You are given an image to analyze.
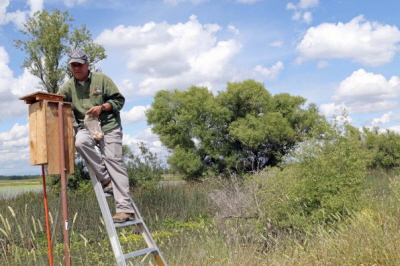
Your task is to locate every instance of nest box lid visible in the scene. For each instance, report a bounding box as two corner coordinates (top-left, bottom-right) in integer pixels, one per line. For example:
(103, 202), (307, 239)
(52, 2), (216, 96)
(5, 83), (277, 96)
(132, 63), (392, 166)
(19, 91), (64, 105)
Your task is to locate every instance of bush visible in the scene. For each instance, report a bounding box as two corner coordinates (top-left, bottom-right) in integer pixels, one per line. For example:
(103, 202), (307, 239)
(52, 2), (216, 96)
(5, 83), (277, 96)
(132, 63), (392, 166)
(123, 143), (165, 187)
(362, 127), (400, 170)
(253, 123), (371, 233)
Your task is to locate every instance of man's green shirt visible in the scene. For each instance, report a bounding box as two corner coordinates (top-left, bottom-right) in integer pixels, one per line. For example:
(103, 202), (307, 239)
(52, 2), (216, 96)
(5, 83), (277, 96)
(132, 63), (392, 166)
(58, 72), (125, 134)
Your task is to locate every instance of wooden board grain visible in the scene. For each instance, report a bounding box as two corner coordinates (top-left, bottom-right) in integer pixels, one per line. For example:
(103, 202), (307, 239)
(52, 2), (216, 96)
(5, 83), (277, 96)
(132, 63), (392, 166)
(29, 101), (47, 165)
(28, 101), (74, 174)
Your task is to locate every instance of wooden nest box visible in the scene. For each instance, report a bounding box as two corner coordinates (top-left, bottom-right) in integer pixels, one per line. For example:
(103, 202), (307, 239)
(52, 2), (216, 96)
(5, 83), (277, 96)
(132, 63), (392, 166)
(19, 92), (74, 174)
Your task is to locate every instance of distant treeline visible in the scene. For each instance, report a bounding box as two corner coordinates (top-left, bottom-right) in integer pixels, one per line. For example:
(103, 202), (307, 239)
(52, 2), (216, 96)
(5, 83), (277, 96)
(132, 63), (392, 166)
(0, 175), (41, 180)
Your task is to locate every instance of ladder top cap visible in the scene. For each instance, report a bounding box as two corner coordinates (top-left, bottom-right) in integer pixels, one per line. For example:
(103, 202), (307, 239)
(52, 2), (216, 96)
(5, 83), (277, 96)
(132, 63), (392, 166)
(19, 91), (65, 104)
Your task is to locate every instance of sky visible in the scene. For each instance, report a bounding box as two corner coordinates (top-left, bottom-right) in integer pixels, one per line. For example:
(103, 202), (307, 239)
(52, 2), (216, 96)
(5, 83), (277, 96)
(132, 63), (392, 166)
(1, 0), (400, 175)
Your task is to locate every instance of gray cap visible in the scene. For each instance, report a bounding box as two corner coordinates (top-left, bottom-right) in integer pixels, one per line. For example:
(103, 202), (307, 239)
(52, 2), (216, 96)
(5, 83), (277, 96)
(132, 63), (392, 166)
(68, 50), (88, 64)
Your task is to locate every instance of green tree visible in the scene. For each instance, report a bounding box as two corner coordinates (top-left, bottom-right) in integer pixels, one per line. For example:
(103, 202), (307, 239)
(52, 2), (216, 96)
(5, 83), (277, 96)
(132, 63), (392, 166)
(14, 8), (106, 93)
(147, 79), (326, 179)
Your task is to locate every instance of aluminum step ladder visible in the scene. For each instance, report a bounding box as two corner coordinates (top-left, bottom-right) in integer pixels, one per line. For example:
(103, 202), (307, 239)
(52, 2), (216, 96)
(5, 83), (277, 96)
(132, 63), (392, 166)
(88, 167), (168, 266)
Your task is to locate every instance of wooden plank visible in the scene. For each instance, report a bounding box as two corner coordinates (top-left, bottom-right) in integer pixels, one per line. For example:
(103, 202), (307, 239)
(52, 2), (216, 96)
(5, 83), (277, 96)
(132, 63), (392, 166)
(29, 102), (47, 165)
(19, 91), (64, 104)
(63, 104), (75, 174)
(46, 101), (61, 175)
(36, 93), (64, 102)
(46, 102), (75, 175)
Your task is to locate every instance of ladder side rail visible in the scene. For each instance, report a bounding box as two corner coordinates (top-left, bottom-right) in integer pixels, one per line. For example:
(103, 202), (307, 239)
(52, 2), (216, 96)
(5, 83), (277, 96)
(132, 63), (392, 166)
(128, 195), (168, 266)
(127, 195), (156, 248)
(88, 166), (126, 266)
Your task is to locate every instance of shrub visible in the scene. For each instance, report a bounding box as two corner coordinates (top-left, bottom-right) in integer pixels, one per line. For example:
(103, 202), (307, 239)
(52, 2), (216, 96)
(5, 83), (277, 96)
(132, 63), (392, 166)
(254, 123), (371, 233)
(123, 143), (165, 187)
(362, 127), (400, 170)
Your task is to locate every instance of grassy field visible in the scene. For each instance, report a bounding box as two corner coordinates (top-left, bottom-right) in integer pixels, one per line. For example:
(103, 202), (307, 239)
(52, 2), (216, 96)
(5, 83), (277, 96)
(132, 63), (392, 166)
(0, 172), (399, 265)
(0, 179), (42, 199)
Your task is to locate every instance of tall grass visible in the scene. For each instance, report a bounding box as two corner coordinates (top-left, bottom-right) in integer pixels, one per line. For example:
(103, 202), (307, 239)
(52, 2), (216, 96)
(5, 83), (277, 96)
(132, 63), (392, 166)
(0, 172), (399, 265)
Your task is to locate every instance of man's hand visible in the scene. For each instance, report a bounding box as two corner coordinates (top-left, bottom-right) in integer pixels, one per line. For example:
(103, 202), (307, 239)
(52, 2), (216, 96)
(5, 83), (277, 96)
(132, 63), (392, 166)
(86, 105), (103, 117)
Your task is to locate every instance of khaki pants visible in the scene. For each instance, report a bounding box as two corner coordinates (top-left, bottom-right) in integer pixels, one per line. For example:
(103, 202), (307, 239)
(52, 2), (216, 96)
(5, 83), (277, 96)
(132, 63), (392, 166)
(75, 127), (134, 214)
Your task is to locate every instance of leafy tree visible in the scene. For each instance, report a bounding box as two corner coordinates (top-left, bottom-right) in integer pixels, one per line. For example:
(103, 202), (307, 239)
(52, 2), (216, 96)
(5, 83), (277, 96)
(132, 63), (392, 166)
(14, 8), (106, 93)
(147, 79), (326, 179)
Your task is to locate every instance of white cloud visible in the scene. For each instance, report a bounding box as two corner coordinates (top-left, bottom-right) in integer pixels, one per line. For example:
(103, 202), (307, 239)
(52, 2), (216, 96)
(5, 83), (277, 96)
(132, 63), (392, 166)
(0, 47), (41, 119)
(287, 0), (318, 24)
(371, 111), (394, 126)
(296, 16), (400, 66)
(298, 0), (319, 9)
(302, 11), (312, 24)
(96, 15), (242, 95)
(123, 128), (170, 161)
(286, 3), (296, 10)
(0, 123), (29, 142)
(332, 69), (400, 114)
(319, 103), (354, 125)
(63, 0), (87, 8)
(117, 79), (135, 98)
(236, 0), (261, 4)
(319, 102), (351, 118)
(387, 125), (400, 134)
(317, 60), (329, 68)
(28, 0), (44, 15)
(320, 69), (400, 120)
(163, 0), (207, 5)
(120, 105), (151, 124)
(0, 0), (44, 29)
(269, 40), (284, 47)
(228, 23), (240, 35)
(254, 61), (284, 80)
(0, 123), (35, 175)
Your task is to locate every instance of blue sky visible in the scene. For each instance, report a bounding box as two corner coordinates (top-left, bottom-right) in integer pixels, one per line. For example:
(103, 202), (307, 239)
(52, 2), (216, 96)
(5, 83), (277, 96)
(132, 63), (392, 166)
(1, 0), (400, 175)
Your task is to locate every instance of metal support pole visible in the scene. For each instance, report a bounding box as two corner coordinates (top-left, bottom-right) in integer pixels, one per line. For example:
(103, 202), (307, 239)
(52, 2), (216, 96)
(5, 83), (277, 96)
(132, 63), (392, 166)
(51, 193), (62, 248)
(58, 102), (70, 266)
(41, 165), (53, 266)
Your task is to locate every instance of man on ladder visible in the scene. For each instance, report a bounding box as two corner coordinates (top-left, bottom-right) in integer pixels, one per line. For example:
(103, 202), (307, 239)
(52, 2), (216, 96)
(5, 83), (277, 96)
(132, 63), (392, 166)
(58, 50), (134, 223)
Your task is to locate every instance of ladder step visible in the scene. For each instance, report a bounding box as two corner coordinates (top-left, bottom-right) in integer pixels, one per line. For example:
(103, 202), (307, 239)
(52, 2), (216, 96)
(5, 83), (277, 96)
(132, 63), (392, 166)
(124, 247), (158, 260)
(88, 166), (167, 265)
(114, 219), (143, 228)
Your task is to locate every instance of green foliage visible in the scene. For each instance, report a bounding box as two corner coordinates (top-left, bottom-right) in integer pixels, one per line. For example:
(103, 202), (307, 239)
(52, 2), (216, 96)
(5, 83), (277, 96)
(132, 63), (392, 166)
(48, 154), (90, 191)
(254, 122), (371, 233)
(147, 79), (326, 179)
(14, 8), (106, 93)
(168, 147), (205, 179)
(67, 24), (106, 75)
(362, 127), (400, 170)
(123, 143), (165, 187)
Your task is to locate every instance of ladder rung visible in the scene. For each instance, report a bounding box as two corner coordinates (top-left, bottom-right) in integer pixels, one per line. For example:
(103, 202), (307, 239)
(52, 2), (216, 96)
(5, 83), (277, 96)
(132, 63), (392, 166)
(124, 247), (158, 260)
(114, 219), (143, 228)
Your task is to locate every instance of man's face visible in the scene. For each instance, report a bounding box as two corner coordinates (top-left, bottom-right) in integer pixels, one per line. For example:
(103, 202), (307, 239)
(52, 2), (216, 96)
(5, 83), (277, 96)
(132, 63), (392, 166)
(70, 62), (89, 82)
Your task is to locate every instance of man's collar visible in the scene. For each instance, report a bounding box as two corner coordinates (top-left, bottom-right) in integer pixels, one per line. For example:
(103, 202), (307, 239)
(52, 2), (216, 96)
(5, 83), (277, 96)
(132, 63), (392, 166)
(73, 71), (92, 83)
